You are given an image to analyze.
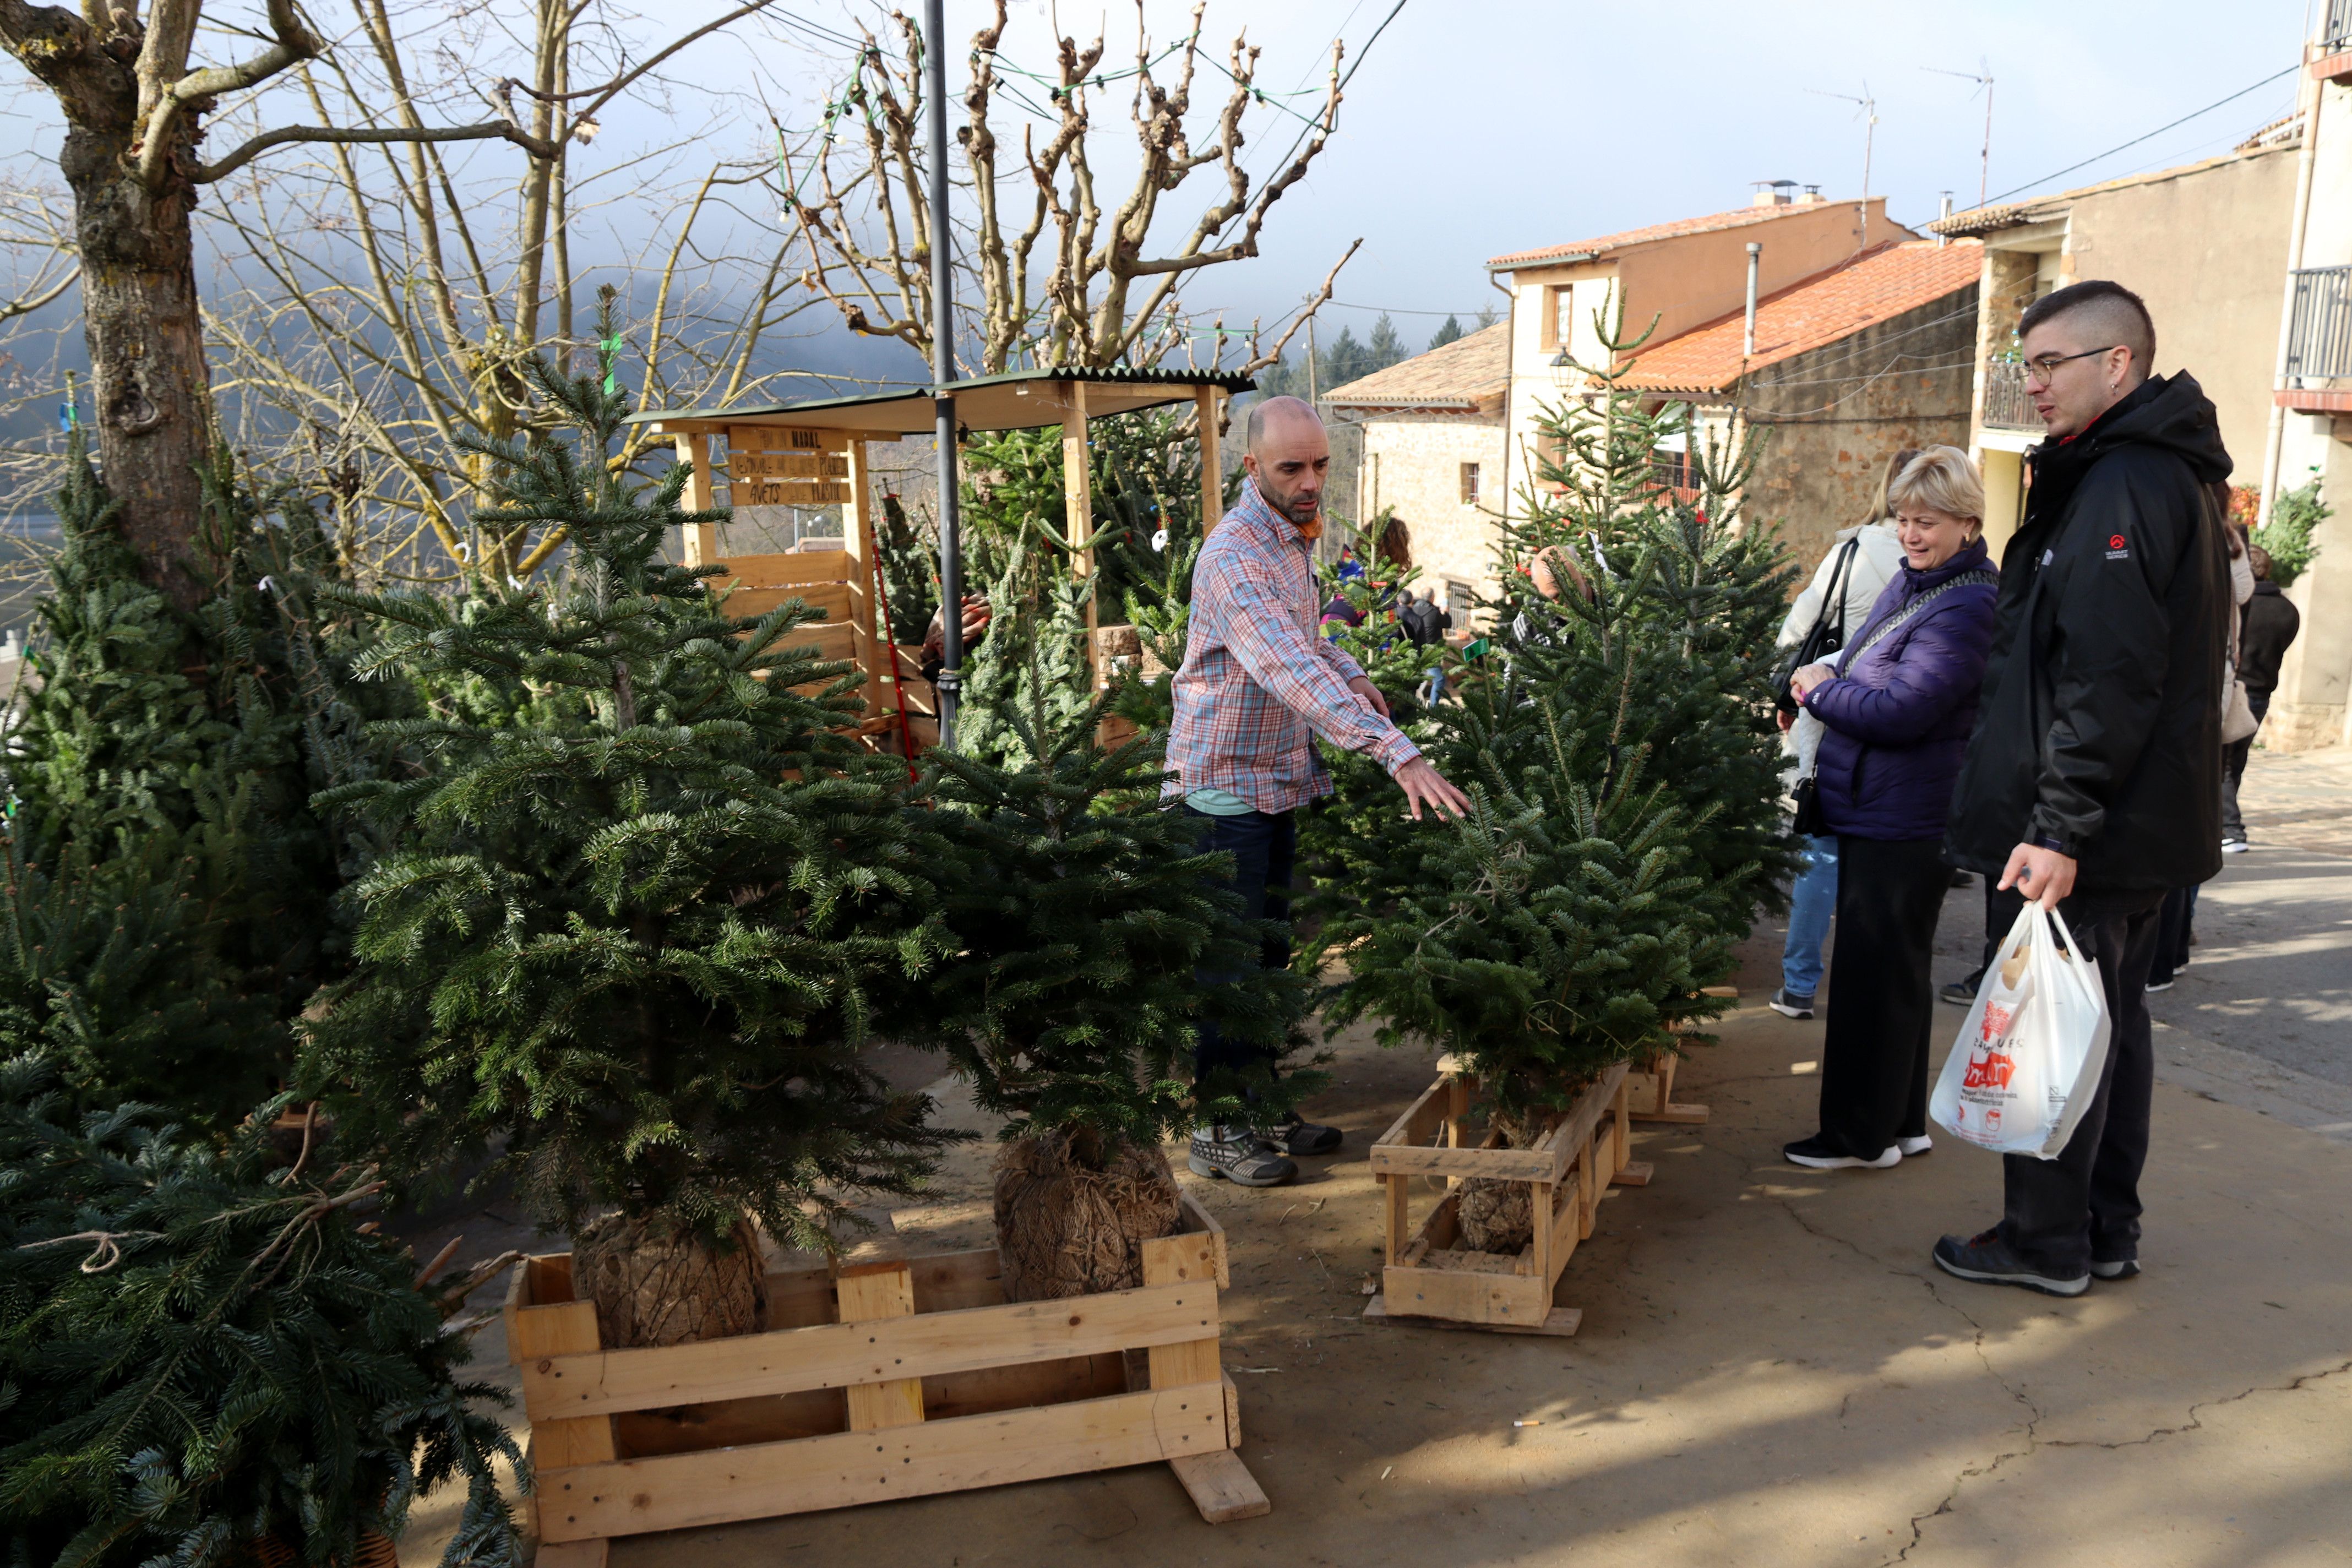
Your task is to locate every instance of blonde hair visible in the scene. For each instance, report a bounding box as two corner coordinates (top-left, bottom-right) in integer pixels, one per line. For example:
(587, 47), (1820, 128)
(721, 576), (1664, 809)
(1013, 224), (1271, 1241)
(1887, 446), (1986, 537)
(1866, 447), (1923, 525)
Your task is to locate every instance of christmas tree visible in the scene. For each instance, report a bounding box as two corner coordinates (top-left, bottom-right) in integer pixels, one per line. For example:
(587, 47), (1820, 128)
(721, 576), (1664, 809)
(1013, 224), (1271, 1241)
(0, 1054), (521, 1568)
(0, 439), (385, 1126)
(302, 290), (956, 1347)
(919, 651), (1313, 1300)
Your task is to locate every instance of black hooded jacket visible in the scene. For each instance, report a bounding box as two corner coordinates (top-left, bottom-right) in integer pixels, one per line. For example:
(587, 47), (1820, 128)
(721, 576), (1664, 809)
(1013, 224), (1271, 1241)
(1945, 372), (2233, 902)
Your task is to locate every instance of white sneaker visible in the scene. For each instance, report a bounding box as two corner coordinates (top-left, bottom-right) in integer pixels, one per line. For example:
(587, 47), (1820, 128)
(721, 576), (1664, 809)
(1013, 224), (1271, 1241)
(2220, 837), (2250, 855)
(1898, 1135), (1933, 1157)
(1783, 1136), (1901, 1170)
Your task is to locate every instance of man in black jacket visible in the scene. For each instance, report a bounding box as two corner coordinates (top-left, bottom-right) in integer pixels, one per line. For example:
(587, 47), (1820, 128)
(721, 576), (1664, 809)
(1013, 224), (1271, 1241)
(1938, 280), (2231, 1297)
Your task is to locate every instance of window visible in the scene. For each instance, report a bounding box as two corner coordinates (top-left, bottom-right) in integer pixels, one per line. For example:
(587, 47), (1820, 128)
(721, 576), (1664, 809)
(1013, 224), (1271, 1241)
(1445, 580), (1473, 628)
(1549, 284), (1575, 351)
(1459, 462), (1481, 505)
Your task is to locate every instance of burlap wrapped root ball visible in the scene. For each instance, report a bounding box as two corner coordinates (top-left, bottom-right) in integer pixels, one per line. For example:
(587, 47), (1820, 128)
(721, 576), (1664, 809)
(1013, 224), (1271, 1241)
(1455, 1109), (1547, 1254)
(993, 1129), (1183, 1301)
(571, 1212), (767, 1348)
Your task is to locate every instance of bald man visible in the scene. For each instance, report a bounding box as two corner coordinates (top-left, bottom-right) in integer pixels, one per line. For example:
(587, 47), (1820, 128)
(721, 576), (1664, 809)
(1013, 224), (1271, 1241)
(1172, 395), (1469, 1188)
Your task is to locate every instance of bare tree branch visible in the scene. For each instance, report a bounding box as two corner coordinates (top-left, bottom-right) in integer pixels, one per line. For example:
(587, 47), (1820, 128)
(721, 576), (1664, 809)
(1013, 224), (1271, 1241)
(190, 118), (556, 184)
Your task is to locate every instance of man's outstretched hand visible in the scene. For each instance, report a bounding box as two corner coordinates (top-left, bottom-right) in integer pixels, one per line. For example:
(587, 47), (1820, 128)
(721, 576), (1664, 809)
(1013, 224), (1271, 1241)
(1396, 757), (1471, 822)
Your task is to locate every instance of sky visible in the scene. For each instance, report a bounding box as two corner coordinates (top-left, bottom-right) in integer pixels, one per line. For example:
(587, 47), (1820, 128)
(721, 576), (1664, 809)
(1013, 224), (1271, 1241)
(0, 0), (2321, 386)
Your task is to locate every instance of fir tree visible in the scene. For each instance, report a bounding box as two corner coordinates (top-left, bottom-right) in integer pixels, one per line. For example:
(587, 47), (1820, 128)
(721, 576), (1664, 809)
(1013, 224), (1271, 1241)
(2255, 471), (2328, 587)
(874, 491), (941, 645)
(0, 440), (386, 1125)
(302, 290), (956, 1344)
(1365, 313), (1407, 373)
(0, 1055), (521, 1568)
(918, 668), (1313, 1299)
(1428, 314), (1465, 351)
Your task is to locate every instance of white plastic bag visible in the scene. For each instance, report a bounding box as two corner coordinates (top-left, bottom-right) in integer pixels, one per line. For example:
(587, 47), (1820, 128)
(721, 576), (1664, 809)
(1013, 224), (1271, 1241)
(1930, 903), (2111, 1159)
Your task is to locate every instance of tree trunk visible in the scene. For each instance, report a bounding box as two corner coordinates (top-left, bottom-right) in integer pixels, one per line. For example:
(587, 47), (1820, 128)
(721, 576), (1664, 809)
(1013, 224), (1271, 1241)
(571, 1211), (766, 1348)
(57, 84), (213, 611)
(992, 1129), (1182, 1302)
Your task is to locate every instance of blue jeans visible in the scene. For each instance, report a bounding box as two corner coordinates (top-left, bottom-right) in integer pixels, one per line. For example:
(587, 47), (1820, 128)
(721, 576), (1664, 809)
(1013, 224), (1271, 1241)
(1186, 806), (1295, 1084)
(1782, 833), (1838, 999)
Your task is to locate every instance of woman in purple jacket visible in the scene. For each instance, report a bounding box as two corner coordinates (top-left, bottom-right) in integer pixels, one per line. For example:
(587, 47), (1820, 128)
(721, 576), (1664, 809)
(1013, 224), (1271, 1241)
(1783, 448), (2000, 1170)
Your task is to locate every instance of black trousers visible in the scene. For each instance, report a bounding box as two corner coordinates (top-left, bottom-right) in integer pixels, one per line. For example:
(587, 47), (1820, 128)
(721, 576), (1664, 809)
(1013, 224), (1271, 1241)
(1999, 893), (2165, 1275)
(1816, 835), (1951, 1158)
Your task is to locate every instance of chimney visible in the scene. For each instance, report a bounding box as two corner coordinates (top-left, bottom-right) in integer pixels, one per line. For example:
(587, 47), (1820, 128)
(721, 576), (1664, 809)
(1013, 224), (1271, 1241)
(1937, 191), (1953, 247)
(1751, 179), (1796, 208)
(1744, 242), (1761, 358)
(1797, 184), (1826, 205)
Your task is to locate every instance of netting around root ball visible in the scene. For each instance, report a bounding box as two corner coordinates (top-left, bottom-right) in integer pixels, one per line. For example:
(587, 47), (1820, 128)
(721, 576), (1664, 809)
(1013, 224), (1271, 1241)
(1455, 1109), (1547, 1255)
(993, 1130), (1183, 1302)
(572, 1211), (767, 1348)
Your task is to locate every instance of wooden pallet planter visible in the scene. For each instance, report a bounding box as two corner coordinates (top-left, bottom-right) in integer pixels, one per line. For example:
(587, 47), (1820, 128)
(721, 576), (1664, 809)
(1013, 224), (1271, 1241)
(1363, 1061), (1641, 1337)
(1626, 986), (1737, 1125)
(506, 1194), (1265, 1566)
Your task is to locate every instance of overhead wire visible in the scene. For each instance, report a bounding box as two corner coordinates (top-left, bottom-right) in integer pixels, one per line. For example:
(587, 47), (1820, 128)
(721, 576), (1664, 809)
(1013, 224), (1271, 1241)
(1975, 63), (2300, 209)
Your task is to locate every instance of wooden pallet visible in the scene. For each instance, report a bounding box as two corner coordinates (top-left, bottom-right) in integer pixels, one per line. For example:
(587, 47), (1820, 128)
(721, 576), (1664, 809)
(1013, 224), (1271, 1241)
(507, 1194), (1265, 1566)
(1363, 1063), (1640, 1336)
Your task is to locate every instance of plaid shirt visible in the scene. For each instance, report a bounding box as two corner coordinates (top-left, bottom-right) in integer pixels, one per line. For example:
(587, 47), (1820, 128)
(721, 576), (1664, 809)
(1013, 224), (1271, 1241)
(1166, 481), (1421, 813)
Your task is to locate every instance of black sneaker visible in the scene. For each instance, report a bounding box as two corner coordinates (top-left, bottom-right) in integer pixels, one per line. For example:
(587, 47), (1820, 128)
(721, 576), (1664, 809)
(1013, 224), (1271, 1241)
(1939, 976), (1980, 1007)
(1931, 1228), (2089, 1297)
(1187, 1126), (1296, 1187)
(1767, 989), (1815, 1020)
(2089, 1257), (2141, 1281)
(1783, 1135), (1899, 1170)
(1260, 1113), (1342, 1157)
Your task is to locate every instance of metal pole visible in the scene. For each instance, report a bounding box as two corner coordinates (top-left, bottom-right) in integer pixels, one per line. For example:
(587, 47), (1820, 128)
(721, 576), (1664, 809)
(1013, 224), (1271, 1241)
(1743, 242), (1761, 359)
(925, 0), (961, 748)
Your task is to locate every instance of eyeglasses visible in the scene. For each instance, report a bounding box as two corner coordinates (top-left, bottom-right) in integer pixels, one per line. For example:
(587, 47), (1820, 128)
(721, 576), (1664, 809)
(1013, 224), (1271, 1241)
(2021, 346), (2121, 388)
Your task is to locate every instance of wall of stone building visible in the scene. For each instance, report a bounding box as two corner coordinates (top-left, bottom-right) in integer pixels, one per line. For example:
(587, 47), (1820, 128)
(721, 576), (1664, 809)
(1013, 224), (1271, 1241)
(1739, 283), (1980, 583)
(2266, 416), (2352, 750)
(2062, 143), (2300, 478)
(1355, 412), (1512, 617)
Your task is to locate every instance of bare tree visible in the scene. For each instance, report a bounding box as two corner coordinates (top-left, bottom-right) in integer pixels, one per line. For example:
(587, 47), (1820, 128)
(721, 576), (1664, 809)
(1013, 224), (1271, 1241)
(197, 2), (836, 586)
(782, 0), (1353, 377)
(0, 0), (778, 605)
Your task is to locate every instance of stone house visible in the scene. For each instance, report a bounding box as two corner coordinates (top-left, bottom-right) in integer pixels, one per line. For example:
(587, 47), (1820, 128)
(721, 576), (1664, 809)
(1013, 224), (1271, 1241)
(1320, 322), (1510, 622)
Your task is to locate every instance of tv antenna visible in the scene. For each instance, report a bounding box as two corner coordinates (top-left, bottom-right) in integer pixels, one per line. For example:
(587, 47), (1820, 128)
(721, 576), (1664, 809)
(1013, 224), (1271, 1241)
(1806, 82), (1879, 198)
(1925, 61), (1995, 208)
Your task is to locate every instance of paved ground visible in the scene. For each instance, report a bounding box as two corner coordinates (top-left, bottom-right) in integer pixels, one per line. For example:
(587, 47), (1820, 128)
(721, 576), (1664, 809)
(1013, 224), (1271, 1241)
(396, 745), (2352, 1568)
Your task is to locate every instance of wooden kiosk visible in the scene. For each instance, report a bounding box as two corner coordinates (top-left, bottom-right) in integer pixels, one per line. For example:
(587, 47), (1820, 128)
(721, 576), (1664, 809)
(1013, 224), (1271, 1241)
(631, 367), (1248, 749)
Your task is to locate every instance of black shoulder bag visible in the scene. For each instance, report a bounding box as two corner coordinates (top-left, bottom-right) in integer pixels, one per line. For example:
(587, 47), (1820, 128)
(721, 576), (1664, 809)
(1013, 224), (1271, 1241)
(1774, 537), (1859, 717)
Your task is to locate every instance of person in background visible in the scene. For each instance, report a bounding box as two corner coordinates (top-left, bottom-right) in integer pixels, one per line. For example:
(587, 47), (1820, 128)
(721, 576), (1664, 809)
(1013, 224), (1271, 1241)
(1319, 590), (1363, 641)
(2148, 516), (2253, 990)
(1770, 449), (1915, 1021)
(1169, 395), (1471, 1188)
(919, 593), (992, 687)
(1937, 280), (2230, 1297)
(2224, 542), (2302, 851)
(1336, 542), (1366, 582)
(1781, 448), (1999, 1170)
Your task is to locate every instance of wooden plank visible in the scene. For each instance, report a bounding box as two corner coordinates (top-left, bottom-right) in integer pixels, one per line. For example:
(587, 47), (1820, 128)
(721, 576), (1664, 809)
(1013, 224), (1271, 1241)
(838, 1263), (925, 1432)
(922, 1352), (1126, 1421)
(1219, 1371), (1242, 1449)
(1379, 1261), (1548, 1326)
(1548, 1166), (1582, 1272)
(535, 1385), (1228, 1542)
(616, 1389), (846, 1456)
(1365, 1139), (1565, 1183)
(1371, 1074), (1452, 1153)
(1632, 1102), (1712, 1126)
(520, 1280), (1218, 1419)
(1063, 380), (1092, 579)
(907, 1246), (1006, 1314)
(1175, 1192), (1231, 1290)
(1383, 1173), (1408, 1266)
(505, 1261), (617, 1465)
(728, 424), (853, 454)
(1196, 387), (1223, 535)
(709, 549), (854, 588)
(675, 433), (718, 568)
(1142, 1221), (1222, 1392)
(842, 439), (873, 678)
(534, 1539), (609, 1568)
(1528, 1179), (1552, 1283)
(1363, 1292), (1582, 1338)
(777, 622), (856, 663)
(1613, 1074), (1633, 1174)
(731, 451), (852, 480)
(715, 579), (850, 623)
(1611, 1161), (1656, 1188)
(1169, 1450), (1269, 1523)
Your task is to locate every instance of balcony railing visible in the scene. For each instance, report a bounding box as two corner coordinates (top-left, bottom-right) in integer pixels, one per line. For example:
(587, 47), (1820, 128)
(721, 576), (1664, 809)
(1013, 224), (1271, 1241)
(2327, 0), (2352, 51)
(1981, 359), (2039, 431)
(2284, 265), (2352, 383)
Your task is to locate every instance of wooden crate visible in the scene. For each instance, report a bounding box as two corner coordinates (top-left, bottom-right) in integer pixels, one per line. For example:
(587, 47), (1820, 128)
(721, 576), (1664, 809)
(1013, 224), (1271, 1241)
(1363, 1062), (1641, 1337)
(507, 1194), (1265, 1566)
(1626, 987), (1736, 1125)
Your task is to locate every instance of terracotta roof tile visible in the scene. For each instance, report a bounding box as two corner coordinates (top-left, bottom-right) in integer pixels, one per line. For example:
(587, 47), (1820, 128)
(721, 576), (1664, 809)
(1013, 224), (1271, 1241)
(1321, 321), (1510, 409)
(1614, 240), (1982, 396)
(1487, 203), (1828, 270)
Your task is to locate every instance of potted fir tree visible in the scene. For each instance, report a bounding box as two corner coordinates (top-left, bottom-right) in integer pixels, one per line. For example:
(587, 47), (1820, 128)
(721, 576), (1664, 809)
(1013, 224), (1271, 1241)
(302, 291), (957, 1349)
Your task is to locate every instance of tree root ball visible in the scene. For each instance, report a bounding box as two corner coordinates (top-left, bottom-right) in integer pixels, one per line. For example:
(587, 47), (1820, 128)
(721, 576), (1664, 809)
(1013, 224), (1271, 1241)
(572, 1211), (766, 1348)
(993, 1130), (1183, 1302)
(1457, 1178), (1534, 1253)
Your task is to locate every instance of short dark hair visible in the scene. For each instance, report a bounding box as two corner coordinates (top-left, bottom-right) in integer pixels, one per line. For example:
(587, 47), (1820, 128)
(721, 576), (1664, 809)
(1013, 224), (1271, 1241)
(2019, 280), (2157, 378)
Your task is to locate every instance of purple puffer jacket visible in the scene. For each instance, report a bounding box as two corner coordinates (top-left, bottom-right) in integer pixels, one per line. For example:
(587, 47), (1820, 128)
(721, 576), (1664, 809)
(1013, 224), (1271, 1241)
(1803, 539), (1999, 842)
